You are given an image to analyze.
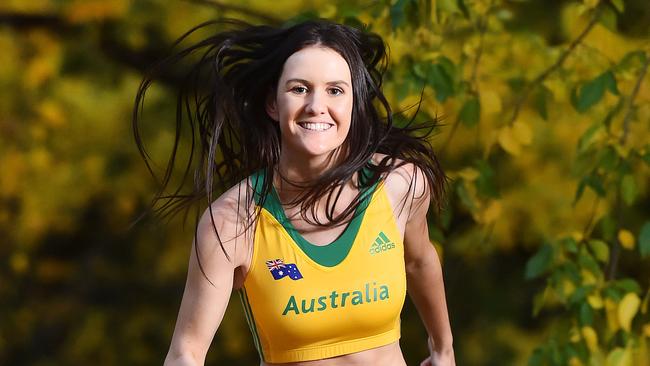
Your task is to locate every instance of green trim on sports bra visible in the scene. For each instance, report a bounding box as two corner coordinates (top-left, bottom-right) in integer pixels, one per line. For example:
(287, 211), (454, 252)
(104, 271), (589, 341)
(250, 165), (380, 267)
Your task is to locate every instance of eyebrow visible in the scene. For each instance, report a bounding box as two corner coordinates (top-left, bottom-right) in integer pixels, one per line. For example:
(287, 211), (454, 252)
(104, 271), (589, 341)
(285, 78), (350, 87)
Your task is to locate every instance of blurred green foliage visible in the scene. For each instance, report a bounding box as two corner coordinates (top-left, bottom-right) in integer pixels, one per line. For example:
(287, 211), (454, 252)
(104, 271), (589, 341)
(1, 0), (649, 365)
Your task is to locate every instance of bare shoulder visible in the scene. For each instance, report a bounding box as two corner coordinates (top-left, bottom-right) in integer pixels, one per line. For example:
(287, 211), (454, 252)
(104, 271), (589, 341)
(371, 153), (430, 222)
(196, 177), (257, 269)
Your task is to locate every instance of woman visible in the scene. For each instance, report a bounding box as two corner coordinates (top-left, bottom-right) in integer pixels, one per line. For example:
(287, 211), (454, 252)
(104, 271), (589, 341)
(133, 18), (455, 366)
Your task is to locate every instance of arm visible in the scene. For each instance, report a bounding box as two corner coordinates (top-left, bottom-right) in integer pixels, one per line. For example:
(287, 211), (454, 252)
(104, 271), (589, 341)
(164, 187), (251, 366)
(402, 165), (455, 365)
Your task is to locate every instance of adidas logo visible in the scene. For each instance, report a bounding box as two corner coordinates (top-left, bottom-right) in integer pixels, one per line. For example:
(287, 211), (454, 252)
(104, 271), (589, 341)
(369, 231), (395, 255)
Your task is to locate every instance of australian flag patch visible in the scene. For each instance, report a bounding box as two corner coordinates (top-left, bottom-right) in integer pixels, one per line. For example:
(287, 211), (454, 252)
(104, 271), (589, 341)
(266, 259), (303, 280)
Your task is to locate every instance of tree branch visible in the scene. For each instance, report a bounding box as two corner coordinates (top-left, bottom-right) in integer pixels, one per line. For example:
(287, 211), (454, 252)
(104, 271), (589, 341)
(619, 52), (649, 145)
(506, 7), (601, 126)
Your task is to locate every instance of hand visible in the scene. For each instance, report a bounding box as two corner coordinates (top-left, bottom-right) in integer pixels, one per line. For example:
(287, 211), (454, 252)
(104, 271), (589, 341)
(419, 337), (455, 366)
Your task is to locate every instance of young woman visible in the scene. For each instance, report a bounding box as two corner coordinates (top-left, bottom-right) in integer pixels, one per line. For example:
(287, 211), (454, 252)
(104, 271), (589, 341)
(133, 18), (455, 366)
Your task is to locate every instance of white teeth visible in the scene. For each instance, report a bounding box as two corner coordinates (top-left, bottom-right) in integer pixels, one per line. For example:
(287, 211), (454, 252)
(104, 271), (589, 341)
(299, 122), (332, 131)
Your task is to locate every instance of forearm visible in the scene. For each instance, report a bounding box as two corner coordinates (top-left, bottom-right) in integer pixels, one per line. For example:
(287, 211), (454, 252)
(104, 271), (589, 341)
(406, 244), (453, 350)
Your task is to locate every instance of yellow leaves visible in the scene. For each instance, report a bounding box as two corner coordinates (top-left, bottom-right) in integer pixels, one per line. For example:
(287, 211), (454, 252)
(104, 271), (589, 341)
(605, 297), (621, 332)
(497, 120), (533, 156)
(581, 326), (599, 353)
(568, 357), (584, 366)
(456, 167), (480, 181)
(588, 293), (604, 309)
(618, 229), (635, 250)
(319, 4), (337, 18)
(562, 278), (576, 298)
(23, 31), (62, 89)
(582, 0), (600, 10)
(64, 0), (129, 23)
(606, 347), (632, 366)
(478, 199), (502, 224)
(0, 150), (25, 196)
(480, 89), (502, 115)
(386, 30), (411, 65)
(581, 268), (598, 285)
(28, 147), (52, 171)
(513, 120), (533, 144)
(415, 26), (442, 49)
(37, 100), (67, 128)
(498, 125), (521, 155)
(618, 293), (641, 332)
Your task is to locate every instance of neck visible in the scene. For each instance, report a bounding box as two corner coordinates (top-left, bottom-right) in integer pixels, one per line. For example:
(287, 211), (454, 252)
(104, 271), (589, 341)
(275, 147), (348, 193)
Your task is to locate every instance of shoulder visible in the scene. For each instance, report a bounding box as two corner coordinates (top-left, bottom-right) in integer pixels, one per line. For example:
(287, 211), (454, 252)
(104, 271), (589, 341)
(195, 176), (257, 268)
(371, 153), (430, 222)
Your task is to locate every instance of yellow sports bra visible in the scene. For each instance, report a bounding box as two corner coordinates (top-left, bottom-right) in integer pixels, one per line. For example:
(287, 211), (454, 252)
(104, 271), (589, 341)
(238, 168), (406, 363)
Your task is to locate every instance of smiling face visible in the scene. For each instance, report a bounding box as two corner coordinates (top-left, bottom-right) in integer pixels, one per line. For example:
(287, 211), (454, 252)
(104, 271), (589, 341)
(266, 45), (353, 161)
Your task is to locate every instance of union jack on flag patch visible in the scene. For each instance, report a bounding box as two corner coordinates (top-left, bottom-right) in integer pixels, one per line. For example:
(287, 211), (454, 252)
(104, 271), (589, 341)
(266, 258), (303, 280)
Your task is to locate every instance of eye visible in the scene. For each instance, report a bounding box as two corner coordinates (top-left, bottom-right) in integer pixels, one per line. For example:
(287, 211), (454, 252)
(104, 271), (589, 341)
(291, 86), (308, 94)
(328, 87), (344, 96)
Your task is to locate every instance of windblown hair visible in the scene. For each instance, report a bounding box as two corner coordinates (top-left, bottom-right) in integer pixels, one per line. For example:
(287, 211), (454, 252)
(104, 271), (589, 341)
(132, 18), (449, 283)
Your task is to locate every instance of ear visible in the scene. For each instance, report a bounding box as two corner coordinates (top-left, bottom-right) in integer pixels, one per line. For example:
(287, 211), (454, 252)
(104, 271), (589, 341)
(265, 89), (279, 121)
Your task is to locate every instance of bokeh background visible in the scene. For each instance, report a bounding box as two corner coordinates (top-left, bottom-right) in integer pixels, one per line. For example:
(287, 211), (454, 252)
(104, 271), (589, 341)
(1, 0), (650, 365)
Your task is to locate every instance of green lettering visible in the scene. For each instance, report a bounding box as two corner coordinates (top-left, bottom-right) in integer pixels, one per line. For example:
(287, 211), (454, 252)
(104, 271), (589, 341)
(352, 291), (364, 305)
(301, 298), (315, 313)
(373, 282), (377, 301)
(282, 296), (299, 315)
(365, 283), (371, 302)
(330, 291), (339, 308)
(341, 292), (350, 306)
(380, 285), (390, 300)
(317, 296), (327, 311)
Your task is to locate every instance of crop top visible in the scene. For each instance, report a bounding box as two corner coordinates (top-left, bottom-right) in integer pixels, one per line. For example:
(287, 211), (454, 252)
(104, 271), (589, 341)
(237, 168), (407, 363)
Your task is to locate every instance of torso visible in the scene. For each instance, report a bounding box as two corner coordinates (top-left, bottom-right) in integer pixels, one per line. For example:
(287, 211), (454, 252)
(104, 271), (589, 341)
(230, 153), (414, 366)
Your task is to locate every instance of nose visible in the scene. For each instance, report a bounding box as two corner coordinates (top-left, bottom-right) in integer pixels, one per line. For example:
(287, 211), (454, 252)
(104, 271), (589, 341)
(305, 90), (327, 115)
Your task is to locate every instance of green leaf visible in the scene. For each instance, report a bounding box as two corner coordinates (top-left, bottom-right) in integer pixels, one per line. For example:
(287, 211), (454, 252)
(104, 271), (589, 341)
(611, 0), (625, 13)
(574, 71), (619, 113)
(390, 0), (408, 30)
(641, 150), (650, 165)
(598, 214), (617, 242)
(428, 62), (455, 102)
(534, 85), (552, 120)
(585, 174), (606, 196)
(575, 75), (606, 113)
(457, 0), (470, 19)
(456, 181), (477, 211)
(525, 242), (554, 280)
(616, 50), (646, 72)
(577, 121), (604, 154)
(578, 248), (601, 276)
(597, 146), (619, 172)
(437, 0), (460, 13)
(639, 221), (650, 258)
(620, 175), (637, 205)
(459, 96), (480, 127)
(474, 158), (499, 198)
(579, 301), (593, 325)
(573, 173), (606, 206)
(602, 71), (619, 95)
(612, 279), (641, 294)
(569, 285), (593, 306)
(528, 348), (544, 366)
(598, 4), (618, 32)
(588, 239), (610, 263)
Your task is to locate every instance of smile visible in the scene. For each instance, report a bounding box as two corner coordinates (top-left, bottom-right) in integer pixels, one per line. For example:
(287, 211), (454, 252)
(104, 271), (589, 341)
(297, 122), (333, 131)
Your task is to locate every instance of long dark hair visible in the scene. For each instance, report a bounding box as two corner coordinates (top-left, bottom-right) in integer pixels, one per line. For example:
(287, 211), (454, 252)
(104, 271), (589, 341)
(132, 18), (449, 283)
